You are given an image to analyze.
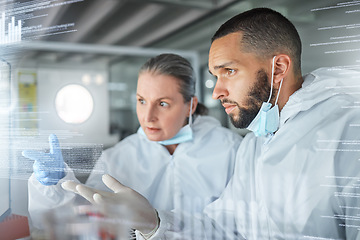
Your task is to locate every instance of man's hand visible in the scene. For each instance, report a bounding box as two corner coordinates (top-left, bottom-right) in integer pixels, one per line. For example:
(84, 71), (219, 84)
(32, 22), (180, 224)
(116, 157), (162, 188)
(62, 174), (159, 235)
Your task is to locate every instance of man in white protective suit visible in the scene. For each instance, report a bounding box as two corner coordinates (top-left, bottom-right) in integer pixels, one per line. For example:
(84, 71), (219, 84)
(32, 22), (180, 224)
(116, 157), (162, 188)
(63, 7), (360, 239)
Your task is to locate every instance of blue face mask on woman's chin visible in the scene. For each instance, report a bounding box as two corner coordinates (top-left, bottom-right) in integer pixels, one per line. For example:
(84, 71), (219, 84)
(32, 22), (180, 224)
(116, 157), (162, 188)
(246, 56), (283, 137)
(156, 124), (193, 145)
(138, 97), (194, 145)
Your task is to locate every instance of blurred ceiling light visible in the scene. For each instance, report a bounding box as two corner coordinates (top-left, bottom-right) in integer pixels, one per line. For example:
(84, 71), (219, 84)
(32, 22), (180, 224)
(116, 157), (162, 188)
(95, 74), (104, 85)
(82, 74), (91, 85)
(205, 79), (214, 88)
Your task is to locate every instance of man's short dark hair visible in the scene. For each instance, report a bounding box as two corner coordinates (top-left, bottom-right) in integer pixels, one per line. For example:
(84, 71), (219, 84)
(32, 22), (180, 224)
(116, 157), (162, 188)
(212, 8), (302, 74)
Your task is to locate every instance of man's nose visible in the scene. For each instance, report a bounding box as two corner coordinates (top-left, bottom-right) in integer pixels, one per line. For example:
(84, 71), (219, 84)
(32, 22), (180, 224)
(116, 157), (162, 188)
(212, 78), (229, 100)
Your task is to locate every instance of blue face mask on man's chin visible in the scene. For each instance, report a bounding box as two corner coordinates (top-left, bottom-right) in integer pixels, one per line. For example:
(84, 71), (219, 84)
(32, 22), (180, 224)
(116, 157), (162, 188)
(246, 56), (283, 137)
(138, 97), (194, 145)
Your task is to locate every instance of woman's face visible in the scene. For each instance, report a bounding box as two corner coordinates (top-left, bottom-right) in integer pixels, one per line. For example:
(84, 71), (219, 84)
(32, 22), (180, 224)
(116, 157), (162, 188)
(136, 72), (191, 142)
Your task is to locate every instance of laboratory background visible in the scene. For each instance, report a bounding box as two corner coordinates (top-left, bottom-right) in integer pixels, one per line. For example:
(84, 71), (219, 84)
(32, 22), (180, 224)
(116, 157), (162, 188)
(0, 0), (359, 238)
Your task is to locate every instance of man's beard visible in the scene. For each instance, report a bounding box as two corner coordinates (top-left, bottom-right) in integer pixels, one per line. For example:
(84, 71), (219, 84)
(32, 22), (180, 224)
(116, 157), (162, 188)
(227, 69), (276, 129)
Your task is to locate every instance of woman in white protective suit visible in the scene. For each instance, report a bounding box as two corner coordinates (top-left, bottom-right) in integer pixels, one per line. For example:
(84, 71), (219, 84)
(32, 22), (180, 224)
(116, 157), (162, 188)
(25, 53), (242, 230)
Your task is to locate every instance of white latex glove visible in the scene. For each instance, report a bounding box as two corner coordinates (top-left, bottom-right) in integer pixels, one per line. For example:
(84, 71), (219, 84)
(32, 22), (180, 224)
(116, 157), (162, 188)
(61, 174), (159, 235)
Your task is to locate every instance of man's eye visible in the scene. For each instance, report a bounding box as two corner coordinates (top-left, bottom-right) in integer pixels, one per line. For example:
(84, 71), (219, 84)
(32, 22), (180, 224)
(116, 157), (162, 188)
(227, 69), (235, 75)
(160, 102), (169, 107)
(138, 99), (145, 104)
(221, 69), (235, 78)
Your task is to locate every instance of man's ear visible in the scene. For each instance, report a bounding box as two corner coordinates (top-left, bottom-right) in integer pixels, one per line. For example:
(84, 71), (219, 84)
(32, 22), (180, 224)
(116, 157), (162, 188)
(273, 54), (291, 84)
(189, 96), (198, 116)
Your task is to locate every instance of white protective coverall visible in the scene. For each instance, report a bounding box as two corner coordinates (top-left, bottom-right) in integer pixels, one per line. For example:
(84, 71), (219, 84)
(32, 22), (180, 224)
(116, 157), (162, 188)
(150, 68), (360, 240)
(28, 115), (242, 229)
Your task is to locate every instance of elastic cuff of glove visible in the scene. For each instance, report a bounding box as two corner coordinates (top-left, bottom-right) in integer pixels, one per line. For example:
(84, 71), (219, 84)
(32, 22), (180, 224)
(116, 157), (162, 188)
(139, 209), (160, 239)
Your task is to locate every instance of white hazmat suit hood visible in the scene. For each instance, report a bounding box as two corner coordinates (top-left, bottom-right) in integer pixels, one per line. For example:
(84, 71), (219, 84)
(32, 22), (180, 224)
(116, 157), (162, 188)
(279, 67), (357, 129)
